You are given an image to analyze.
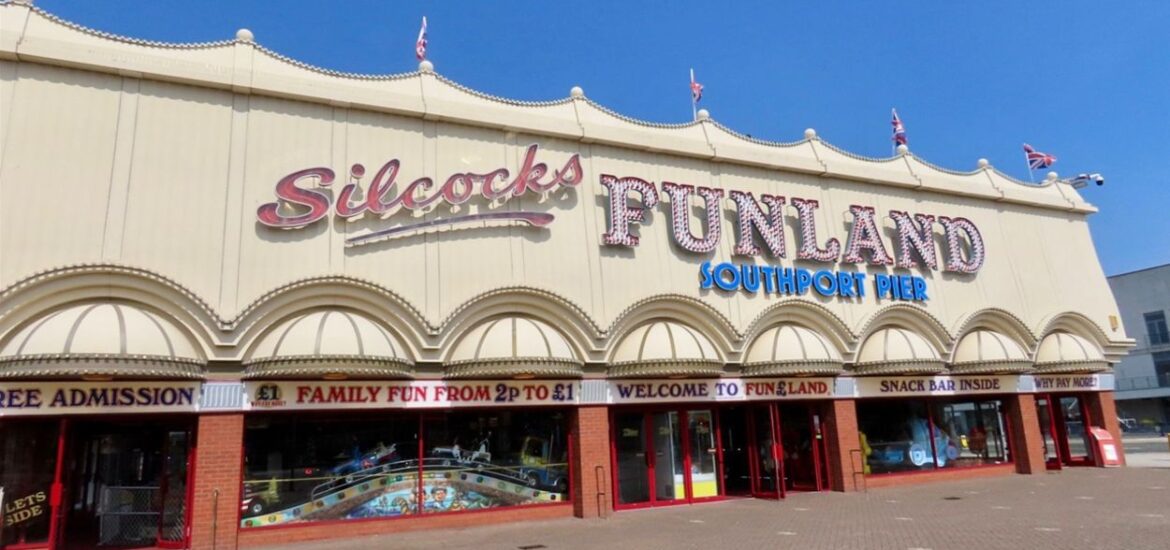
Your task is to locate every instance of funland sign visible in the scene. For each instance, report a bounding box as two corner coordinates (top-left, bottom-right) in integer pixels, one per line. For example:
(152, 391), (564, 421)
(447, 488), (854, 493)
(257, 144), (985, 302)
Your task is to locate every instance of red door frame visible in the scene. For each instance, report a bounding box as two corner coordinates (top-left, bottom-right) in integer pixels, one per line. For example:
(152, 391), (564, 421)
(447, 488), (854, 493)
(609, 407), (726, 510)
(155, 427), (197, 548)
(1038, 395), (1064, 470)
(1058, 393), (1095, 467)
(776, 402), (829, 493)
(34, 415), (198, 550)
(610, 404), (793, 510)
(748, 404), (781, 499)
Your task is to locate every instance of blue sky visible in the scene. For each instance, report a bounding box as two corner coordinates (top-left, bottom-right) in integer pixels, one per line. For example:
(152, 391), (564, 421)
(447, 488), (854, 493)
(37, 0), (1170, 276)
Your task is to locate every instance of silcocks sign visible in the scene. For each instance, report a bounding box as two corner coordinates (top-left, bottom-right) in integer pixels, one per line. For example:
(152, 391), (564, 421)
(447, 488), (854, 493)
(256, 144), (583, 247)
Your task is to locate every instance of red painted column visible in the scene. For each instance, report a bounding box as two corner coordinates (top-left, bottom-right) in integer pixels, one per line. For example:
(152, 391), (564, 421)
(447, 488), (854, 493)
(571, 405), (612, 518)
(823, 398), (861, 492)
(1005, 393), (1047, 474)
(190, 413), (244, 550)
(1085, 391), (1127, 466)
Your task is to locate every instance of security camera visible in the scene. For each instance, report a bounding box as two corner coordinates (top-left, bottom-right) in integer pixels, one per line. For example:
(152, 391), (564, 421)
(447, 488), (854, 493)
(1067, 173), (1105, 189)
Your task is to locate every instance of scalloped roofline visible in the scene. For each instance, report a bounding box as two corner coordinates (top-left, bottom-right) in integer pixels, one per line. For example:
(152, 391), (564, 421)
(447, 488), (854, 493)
(0, 1), (1095, 214)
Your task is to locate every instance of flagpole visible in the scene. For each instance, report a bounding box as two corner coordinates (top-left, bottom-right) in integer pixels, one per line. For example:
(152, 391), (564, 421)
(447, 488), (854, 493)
(891, 109), (896, 157)
(690, 68), (697, 121)
(1023, 148), (1035, 183)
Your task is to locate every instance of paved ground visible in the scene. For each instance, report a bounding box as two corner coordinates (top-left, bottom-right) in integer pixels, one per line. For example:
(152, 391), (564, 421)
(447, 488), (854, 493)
(265, 467), (1170, 550)
(1123, 435), (1170, 469)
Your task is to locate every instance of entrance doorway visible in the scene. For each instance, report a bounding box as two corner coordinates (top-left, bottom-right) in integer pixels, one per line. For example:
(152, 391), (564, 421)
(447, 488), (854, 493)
(611, 402), (831, 509)
(610, 409), (719, 508)
(55, 418), (194, 549)
(1037, 393), (1094, 469)
(777, 404), (830, 492)
(718, 405), (780, 499)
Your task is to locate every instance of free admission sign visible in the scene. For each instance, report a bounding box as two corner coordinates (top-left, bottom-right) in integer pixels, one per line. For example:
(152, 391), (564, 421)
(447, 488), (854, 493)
(0, 381), (201, 417)
(244, 380), (580, 411)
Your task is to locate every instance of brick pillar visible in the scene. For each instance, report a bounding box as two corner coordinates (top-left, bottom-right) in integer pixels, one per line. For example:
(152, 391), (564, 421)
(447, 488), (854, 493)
(190, 413), (244, 550)
(1085, 391), (1127, 465)
(1004, 393), (1047, 474)
(823, 399), (861, 492)
(572, 405), (612, 518)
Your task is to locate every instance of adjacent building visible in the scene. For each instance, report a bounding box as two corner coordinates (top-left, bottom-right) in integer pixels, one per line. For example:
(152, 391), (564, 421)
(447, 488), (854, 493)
(0, 2), (1133, 549)
(1109, 263), (1170, 428)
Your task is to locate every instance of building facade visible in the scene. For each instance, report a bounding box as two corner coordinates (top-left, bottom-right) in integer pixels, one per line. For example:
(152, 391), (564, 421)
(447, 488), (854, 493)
(1108, 263), (1170, 428)
(0, 2), (1133, 548)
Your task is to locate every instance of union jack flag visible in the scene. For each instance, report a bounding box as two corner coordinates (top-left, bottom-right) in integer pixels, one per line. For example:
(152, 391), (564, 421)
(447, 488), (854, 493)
(690, 69), (703, 103)
(1023, 143), (1056, 170)
(415, 16), (428, 61)
(891, 109), (907, 146)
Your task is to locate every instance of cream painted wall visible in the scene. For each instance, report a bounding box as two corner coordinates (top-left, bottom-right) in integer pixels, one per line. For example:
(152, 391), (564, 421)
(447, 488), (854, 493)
(0, 4), (1130, 363)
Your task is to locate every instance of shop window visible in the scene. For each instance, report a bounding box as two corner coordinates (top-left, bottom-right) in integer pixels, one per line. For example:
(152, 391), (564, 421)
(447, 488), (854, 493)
(241, 415), (420, 527)
(858, 398), (1012, 476)
(240, 409), (571, 529)
(422, 410), (570, 514)
(1, 420), (59, 547)
(928, 399), (1011, 468)
(857, 400), (936, 474)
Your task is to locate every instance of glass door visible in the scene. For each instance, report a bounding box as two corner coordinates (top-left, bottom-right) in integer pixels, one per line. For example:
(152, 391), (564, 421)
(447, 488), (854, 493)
(748, 406), (780, 498)
(687, 410), (719, 500)
(611, 409), (721, 509)
(650, 412), (683, 503)
(1057, 395), (1094, 465)
(778, 404), (828, 492)
(612, 412), (650, 506)
(716, 407), (752, 496)
(156, 430), (192, 548)
(1036, 395), (1063, 469)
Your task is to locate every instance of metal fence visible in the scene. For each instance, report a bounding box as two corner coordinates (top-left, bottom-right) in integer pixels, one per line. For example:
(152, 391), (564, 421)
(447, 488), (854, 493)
(98, 486), (159, 546)
(1114, 374), (1170, 391)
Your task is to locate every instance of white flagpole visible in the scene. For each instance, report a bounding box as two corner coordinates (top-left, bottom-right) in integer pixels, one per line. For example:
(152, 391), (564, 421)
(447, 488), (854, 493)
(891, 109), (896, 157)
(1023, 146), (1035, 183)
(690, 68), (697, 121)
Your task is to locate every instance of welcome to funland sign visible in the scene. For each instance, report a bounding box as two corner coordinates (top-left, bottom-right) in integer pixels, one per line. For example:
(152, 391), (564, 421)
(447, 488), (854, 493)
(258, 144), (984, 304)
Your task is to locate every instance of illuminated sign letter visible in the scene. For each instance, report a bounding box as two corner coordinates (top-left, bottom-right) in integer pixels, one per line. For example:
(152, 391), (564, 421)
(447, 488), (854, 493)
(600, 175), (659, 247)
(730, 191), (786, 258)
(889, 211), (938, 270)
(938, 216), (985, 273)
(790, 198), (840, 262)
(842, 205), (893, 266)
(661, 182), (724, 254)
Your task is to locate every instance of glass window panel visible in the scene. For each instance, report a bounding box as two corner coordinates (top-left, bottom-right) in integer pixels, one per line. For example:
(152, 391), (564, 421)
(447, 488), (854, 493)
(1059, 396), (1092, 460)
(240, 414), (420, 528)
(1036, 397), (1060, 461)
(0, 420), (59, 547)
(422, 409), (571, 515)
(652, 411), (682, 502)
(857, 400), (934, 475)
(928, 399), (1011, 468)
(687, 410), (719, 498)
(613, 413), (650, 505)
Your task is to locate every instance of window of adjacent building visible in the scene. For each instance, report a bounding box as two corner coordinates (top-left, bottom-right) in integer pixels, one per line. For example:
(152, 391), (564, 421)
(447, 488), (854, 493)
(858, 398), (1011, 475)
(1154, 352), (1170, 386)
(240, 409), (571, 529)
(1145, 311), (1170, 346)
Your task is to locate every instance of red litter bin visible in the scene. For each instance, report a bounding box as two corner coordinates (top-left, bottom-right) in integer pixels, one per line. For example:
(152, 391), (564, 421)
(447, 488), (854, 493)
(1088, 427), (1122, 467)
